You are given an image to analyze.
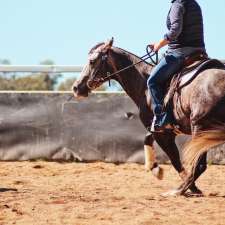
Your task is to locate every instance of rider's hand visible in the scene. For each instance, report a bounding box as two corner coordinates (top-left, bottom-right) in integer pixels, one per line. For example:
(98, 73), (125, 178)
(149, 43), (161, 52)
(149, 39), (169, 52)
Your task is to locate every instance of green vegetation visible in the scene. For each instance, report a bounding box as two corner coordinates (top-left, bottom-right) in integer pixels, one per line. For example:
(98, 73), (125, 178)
(0, 74), (57, 91)
(0, 58), (122, 91)
(0, 59), (60, 91)
(57, 78), (75, 91)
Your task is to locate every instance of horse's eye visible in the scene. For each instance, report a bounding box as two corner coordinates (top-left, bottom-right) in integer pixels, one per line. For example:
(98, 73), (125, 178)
(102, 55), (108, 61)
(90, 60), (94, 65)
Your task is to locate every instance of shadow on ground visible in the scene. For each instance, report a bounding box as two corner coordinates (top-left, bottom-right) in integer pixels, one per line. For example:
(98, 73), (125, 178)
(0, 188), (17, 193)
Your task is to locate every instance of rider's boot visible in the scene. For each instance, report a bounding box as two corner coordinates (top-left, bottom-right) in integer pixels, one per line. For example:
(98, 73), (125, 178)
(151, 111), (174, 133)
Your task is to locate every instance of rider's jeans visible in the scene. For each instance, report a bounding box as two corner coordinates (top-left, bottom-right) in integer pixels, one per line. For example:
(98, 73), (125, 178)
(147, 52), (185, 125)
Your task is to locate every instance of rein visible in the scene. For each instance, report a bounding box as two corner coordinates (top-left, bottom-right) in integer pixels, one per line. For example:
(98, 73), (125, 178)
(87, 46), (158, 89)
(104, 47), (158, 81)
(68, 46), (158, 101)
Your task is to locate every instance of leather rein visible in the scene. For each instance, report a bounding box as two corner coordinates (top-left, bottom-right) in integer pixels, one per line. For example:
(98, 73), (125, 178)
(67, 46), (158, 101)
(86, 46), (159, 90)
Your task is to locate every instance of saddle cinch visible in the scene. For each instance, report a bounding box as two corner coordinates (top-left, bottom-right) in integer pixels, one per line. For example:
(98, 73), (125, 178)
(164, 51), (225, 106)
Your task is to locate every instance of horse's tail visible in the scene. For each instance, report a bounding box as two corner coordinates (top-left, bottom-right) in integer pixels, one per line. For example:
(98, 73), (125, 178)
(184, 128), (225, 170)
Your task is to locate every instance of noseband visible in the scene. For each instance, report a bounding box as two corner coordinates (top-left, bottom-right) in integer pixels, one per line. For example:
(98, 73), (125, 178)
(87, 53), (110, 90)
(87, 46), (159, 90)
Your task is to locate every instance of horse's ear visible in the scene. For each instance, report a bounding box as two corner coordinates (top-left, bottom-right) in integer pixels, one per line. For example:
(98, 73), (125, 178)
(109, 37), (114, 47)
(105, 37), (114, 49)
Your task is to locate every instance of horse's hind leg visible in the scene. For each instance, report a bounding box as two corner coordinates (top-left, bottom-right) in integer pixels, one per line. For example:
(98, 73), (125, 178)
(162, 124), (208, 197)
(177, 125), (208, 195)
(153, 132), (202, 194)
(186, 153), (207, 194)
(173, 153), (207, 196)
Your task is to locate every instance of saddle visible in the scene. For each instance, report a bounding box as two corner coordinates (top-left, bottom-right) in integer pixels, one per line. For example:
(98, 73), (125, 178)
(164, 51), (225, 107)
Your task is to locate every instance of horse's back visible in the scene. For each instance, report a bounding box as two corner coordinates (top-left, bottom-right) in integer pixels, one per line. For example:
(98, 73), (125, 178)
(175, 68), (225, 127)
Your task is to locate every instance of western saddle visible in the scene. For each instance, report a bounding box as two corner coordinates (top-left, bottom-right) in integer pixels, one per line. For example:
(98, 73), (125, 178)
(164, 51), (225, 107)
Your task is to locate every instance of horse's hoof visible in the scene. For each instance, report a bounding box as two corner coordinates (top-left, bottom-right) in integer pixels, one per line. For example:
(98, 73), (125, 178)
(161, 189), (182, 197)
(152, 166), (164, 180)
(145, 165), (151, 172)
(189, 186), (203, 195)
(184, 192), (204, 198)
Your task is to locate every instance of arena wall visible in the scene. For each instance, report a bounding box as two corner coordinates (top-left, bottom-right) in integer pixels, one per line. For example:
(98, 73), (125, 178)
(0, 92), (224, 164)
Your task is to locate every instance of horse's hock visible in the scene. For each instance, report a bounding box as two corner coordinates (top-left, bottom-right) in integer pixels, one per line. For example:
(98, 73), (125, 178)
(0, 92), (224, 164)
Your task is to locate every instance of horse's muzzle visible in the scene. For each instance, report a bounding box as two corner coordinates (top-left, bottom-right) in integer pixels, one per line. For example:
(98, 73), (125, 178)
(87, 79), (101, 90)
(73, 85), (78, 92)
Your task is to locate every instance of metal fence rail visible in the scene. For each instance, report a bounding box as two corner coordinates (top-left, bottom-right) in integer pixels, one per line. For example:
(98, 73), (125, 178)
(0, 61), (224, 73)
(0, 65), (83, 73)
(1, 61), (225, 73)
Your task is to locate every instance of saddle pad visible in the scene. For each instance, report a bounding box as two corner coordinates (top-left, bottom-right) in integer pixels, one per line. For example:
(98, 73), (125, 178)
(178, 59), (225, 88)
(164, 59), (225, 107)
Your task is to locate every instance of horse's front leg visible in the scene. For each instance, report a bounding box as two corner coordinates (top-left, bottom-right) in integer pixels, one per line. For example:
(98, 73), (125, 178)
(144, 132), (164, 180)
(153, 132), (184, 173)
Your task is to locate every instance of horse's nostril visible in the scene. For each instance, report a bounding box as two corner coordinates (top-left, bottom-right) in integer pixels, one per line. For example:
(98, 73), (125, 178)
(73, 86), (78, 92)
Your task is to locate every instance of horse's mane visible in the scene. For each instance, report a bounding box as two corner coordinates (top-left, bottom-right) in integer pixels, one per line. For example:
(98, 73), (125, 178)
(88, 42), (105, 54)
(88, 43), (152, 79)
(112, 47), (153, 80)
(114, 46), (153, 67)
(89, 42), (152, 67)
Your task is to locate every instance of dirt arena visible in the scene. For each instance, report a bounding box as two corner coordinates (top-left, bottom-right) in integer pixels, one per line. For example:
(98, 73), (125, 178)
(0, 162), (224, 225)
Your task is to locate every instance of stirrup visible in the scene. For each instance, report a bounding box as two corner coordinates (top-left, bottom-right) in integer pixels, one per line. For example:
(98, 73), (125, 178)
(151, 124), (174, 133)
(150, 117), (173, 133)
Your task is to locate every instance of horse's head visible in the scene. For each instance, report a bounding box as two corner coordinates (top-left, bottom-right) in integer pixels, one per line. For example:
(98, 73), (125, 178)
(73, 38), (115, 98)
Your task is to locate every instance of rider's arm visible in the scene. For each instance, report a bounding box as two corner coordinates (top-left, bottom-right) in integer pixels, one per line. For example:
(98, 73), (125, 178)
(151, 2), (185, 52)
(164, 2), (185, 42)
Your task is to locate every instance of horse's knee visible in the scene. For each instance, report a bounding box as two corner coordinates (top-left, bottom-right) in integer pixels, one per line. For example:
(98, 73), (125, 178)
(144, 133), (153, 146)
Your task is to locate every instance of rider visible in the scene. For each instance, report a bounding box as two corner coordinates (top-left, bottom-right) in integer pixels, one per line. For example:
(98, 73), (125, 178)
(147, 0), (206, 132)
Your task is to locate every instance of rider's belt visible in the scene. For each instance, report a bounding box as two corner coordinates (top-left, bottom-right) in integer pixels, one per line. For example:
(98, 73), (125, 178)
(184, 50), (209, 67)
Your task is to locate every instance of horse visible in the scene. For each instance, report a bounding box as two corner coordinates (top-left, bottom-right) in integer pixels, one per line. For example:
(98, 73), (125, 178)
(72, 38), (225, 196)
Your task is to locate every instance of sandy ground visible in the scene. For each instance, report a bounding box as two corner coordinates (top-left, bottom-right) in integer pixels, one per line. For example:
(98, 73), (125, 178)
(0, 162), (224, 225)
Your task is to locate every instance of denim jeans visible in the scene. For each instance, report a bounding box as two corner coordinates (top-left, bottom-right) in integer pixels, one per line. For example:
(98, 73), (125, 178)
(147, 52), (185, 125)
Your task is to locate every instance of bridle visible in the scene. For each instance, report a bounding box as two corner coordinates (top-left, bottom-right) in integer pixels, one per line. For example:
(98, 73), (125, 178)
(86, 45), (159, 90)
(86, 52), (109, 90)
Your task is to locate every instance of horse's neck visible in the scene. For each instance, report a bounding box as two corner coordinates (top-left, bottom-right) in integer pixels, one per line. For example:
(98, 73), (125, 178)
(112, 48), (152, 106)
